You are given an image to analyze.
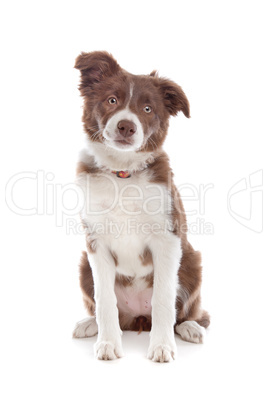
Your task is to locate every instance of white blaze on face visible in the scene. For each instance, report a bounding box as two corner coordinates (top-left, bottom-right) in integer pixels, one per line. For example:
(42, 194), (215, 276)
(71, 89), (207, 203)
(129, 83), (134, 100)
(103, 83), (145, 152)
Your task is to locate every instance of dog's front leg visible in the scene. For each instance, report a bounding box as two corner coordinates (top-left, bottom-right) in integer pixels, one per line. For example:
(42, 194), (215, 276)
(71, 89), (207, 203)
(87, 242), (123, 360)
(147, 235), (182, 363)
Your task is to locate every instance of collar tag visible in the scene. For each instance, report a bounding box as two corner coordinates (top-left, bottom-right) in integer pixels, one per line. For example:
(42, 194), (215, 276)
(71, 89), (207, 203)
(112, 170), (131, 179)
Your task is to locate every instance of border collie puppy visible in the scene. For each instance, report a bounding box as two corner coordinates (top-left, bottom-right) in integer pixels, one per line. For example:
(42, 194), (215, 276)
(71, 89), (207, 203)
(73, 51), (210, 362)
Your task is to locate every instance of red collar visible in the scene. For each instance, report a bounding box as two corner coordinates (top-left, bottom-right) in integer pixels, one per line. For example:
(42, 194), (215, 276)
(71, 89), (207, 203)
(112, 170), (131, 178)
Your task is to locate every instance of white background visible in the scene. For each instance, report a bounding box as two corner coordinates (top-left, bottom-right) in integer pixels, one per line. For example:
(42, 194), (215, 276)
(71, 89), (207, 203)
(1, 1), (267, 401)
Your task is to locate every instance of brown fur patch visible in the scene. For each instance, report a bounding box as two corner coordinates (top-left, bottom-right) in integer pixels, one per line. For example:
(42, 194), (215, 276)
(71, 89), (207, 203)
(147, 151), (172, 185)
(118, 313), (151, 332)
(157, 77), (190, 118)
(149, 70), (158, 77)
(146, 151), (188, 246)
(171, 183), (188, 244)
(115, 274), (134, 287)
(130, 316), (152, 333)
(147, 151), (188, 246)
(76, 160), (100, 175)
(79, 251), (95, 316)
(196, 311), (211, 329)
(175, 243), (210, 329)
(74, 51), (120, 93)
(144, 273), (154, 288)
(139, 247), (153, 266)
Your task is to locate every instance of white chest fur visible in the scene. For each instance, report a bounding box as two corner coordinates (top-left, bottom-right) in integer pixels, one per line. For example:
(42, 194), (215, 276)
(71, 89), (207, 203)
(77, 169), (172, 279)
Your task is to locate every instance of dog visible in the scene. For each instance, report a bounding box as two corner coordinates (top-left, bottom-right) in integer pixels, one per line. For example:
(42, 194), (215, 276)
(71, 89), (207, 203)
(72, 51), (210, 362)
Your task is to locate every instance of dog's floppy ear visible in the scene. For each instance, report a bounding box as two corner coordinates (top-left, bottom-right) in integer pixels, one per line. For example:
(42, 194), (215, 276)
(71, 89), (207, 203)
(74, 51), (120, 92)
(158, 78), (190, 118)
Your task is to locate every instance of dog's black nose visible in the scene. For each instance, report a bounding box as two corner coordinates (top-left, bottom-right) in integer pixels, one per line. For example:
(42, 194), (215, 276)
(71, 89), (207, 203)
(117, 120), (137, 137)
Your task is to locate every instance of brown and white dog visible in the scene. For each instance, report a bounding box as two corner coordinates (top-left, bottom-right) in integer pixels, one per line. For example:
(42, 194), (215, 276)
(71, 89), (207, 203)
(72, 51), (210, 362)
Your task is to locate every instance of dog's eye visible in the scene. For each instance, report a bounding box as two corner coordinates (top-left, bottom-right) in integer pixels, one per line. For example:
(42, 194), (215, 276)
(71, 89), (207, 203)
(143, 106), (152, 113)
(108, 97), (117, 105)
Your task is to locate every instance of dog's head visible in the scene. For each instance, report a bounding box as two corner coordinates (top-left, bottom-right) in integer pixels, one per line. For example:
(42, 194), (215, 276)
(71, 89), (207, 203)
(75, 51), (190, 153)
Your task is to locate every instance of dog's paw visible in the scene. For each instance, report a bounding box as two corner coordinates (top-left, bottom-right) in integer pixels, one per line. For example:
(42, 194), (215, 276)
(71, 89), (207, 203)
(72, 317), (98, 338)
(175, 321), (205, 344)
(147, 343), (176, 363)
(94, 340), (124, 361)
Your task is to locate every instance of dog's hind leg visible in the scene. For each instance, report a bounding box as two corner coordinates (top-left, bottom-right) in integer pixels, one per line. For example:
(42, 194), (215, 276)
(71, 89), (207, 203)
(73, 251), (98, 338)
(175, 242), (210, 343)
(73, 317), (98, 338)
(175, 320), (205, 344)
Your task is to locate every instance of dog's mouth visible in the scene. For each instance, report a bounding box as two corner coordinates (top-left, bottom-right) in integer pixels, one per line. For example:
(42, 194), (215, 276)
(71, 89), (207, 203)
(114, 139), (133, 146)
(103, 129), (141, 151)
